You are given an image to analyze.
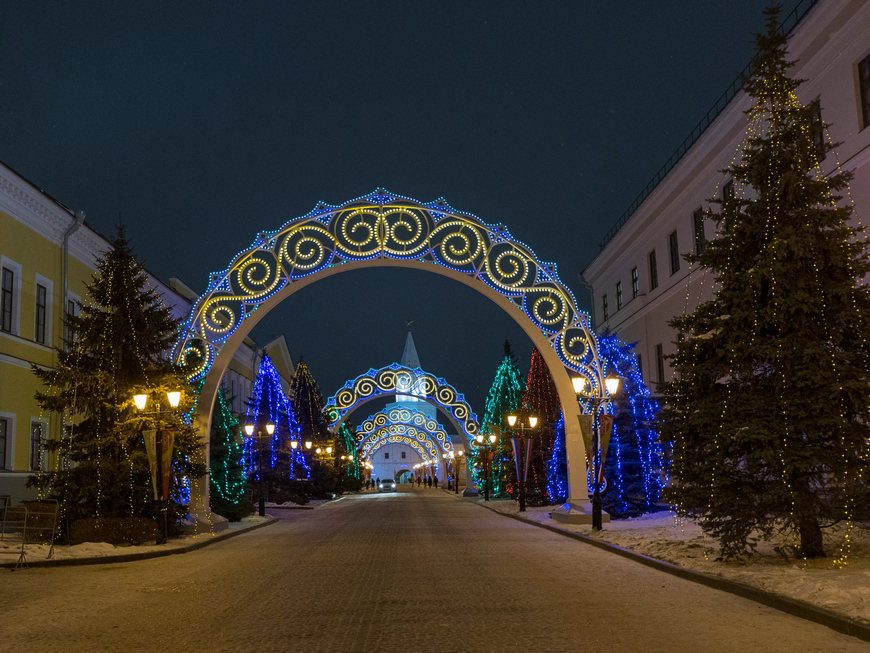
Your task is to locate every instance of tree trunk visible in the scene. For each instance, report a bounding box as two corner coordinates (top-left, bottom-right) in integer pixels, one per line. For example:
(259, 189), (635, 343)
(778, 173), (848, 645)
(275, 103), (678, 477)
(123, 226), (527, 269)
(799, 517), (825, 558)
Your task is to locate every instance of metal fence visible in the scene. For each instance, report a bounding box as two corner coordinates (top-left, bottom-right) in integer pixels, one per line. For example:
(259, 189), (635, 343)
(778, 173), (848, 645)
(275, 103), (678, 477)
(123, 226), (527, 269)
(597, 0), (820, 252)
(0, 500), (59, 568)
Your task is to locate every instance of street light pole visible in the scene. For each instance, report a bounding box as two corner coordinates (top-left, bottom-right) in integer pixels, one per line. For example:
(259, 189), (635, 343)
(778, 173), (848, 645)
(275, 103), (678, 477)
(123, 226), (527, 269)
(134, 389), (182, 545)
(454, 449), (463, 495)
(506, 414), (538, 512)
(245, 422), (275, 517)
(572, 376), (620, 531)
(475, 434), (497, 501)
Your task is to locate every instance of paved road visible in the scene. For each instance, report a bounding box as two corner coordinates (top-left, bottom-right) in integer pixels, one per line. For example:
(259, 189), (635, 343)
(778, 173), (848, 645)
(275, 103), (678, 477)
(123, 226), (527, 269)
(2, 488), (866, 653)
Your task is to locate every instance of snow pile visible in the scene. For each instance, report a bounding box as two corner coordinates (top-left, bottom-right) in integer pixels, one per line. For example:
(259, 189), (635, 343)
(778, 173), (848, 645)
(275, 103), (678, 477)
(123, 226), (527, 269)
(0, 514), (274, 563)
(484, 500), (870, 624)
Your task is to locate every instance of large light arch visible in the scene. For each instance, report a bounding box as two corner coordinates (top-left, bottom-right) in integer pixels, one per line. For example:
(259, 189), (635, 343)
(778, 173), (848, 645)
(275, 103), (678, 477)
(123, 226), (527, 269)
(356, 406), (454, 456)
(324, 365), (478, 447)
(174, 190), (608, 527)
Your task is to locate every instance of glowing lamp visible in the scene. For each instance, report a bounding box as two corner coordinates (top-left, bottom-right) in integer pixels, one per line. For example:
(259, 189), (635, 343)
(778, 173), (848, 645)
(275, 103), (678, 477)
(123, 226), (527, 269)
(290, 440), (298, 449)
(529, 416), (538, 428)
(489, 435), (497, 444)
(605, 376), (620, 395)
(475, 435), (484, 443)
(457, 450), (464, 457)
(167, 391), (182, 408)
(266, 423), (275, 435)
(326, 446), (332, 454)
(133, 394), (148, 411)
(571, 377), (587, 395)
(316, 447), (322, 454)
(507, 415), (517, 426)
(305, 441), (312, 449)
(244, 424), (254, 436)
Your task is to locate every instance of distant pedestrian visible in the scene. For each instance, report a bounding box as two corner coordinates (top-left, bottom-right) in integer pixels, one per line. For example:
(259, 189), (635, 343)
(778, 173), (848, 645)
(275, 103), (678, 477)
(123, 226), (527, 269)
(434, 477), (438, 488)
(417, 476), (421, 486)
(427, 475), (432, 488)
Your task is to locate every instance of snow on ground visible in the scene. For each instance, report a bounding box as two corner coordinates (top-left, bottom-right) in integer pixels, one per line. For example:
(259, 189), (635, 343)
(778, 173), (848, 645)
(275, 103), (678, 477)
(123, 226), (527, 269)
(0, 514), (274, 564)
(482, 498), (870, 625)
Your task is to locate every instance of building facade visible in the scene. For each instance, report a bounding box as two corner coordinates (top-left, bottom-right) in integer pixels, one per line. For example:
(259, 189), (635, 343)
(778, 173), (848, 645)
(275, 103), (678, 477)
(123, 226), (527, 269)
(583, 0), (870, 388)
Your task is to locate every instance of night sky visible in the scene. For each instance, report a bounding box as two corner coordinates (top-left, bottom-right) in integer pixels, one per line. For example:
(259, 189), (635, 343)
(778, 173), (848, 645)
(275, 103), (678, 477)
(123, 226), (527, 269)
(1, 1), (776, 416)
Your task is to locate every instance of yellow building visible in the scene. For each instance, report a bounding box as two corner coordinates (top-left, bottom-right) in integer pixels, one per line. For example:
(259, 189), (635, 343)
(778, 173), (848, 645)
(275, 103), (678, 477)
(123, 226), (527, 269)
(0, 160), (286, 506)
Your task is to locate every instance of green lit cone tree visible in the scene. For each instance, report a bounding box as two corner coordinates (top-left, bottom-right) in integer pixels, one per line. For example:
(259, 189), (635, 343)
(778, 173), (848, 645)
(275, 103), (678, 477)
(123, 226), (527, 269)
(658, 7), (870, 560)
(30, 226), (205, 538)
(208, 384), (250, 521)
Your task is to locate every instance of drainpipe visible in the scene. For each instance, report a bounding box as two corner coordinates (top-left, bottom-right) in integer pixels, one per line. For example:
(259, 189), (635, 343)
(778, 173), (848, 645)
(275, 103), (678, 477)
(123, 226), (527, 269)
(62, 210), (86, 343)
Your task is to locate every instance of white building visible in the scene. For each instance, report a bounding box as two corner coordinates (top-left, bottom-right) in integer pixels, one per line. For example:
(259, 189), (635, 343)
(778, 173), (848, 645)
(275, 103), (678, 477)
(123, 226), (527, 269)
(583, 0), (870, 387)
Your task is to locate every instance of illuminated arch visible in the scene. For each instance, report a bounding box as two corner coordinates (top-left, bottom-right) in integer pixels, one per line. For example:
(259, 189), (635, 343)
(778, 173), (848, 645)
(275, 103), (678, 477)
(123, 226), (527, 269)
(359, 425), (441, 460)
(356, 407), (454, 455)
(178, 190), (609, 526)
(324, 365), (478, 445)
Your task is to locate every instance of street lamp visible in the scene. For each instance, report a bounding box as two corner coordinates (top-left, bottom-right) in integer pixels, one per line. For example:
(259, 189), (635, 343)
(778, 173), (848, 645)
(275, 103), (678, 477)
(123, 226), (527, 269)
(572, 375), (620, 531)
(506, 413), (538, 512)
(474, 433), (498, 501)
(244, 422), (275, 517)
(452, 450), (464, 494)
(133, 389), (183, 544)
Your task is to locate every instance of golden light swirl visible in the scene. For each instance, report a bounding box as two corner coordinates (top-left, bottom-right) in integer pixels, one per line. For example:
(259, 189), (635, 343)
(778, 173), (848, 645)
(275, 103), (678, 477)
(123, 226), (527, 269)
(430, 220), (485, 269)
(278, 224), (335, 272)
(232, 254), (281, 299)
(201, 295), (241, 337)
(484, 242), (536, 292)
(333, 209), (382, 256)
(383, 208), (430, 256)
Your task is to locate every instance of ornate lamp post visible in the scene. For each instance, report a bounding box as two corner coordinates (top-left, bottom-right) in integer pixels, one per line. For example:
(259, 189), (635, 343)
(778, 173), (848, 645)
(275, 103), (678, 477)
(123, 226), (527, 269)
(244, 422), (275, 517)
(572, 375), (620, 531)
(453, 449), (464, 494)
(474, 434), (498, 501)
(134, 390), (182, 545)
(506, 414), (538, 512)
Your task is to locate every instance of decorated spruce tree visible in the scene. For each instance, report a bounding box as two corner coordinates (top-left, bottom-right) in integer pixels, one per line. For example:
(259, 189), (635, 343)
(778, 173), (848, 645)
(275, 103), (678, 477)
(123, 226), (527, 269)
(208, 384), (248, 521)
(289, 360), (331, 445)
(476, 341), (525, 497)
(659, 7), (870, 559)
(520, 348), (561, 506)
(597, 333), (664, 517)
(545, 416), (568, 503)
(30, 226), (205, 536)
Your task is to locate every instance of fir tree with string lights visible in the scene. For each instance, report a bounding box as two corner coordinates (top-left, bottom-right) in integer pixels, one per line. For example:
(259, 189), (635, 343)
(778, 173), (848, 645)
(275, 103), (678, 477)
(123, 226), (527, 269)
(597, 333), (665, 517)
(659, 6), (870, 560)
(289, 359), (331, 446)
(546, 416), (568, 503)
(208, 383), (249, 521)
(30, 225), (205, 538)
(519, 348), (561, 506)
(476, 340), (526, 497)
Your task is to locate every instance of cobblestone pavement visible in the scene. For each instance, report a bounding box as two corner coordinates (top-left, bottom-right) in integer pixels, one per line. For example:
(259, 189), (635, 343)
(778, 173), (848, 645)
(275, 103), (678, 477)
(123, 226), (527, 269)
(2, 488), (867, 653)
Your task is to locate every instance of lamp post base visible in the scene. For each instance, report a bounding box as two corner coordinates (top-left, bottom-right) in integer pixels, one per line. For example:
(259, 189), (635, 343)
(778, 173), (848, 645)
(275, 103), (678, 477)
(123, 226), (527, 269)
(549, 502), (611, 525)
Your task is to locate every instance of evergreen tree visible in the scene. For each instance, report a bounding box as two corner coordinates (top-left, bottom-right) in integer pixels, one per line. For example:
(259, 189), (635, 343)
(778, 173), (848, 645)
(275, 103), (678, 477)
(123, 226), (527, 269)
(289, 360), (330, 445)
(475, 340), (525, 497)
(659, 7), (870, 559)
(597, 333), (665, 517)
(335, 422), (362, 493)
(30, 226), (205, 537)
(208, 383), (248, 521)
(545, 416), (568, 503)
(520, 348), (562, 506)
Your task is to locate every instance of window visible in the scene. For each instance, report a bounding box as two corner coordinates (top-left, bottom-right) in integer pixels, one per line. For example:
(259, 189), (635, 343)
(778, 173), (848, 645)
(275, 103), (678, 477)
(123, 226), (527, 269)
(722, 180), (735, 202)
(401, 450), (406, 459)
(809, 99), (826, 162)
(384, 452), (389, 460)
(631, 267), (639, 299)
(0, 418), (7, 470)
(34, 284), (47, 344)
(655, 344), (665, 383)
(1, 267), (13, 333)
(616, 281), (623, 310)
(602, 294), (609, 322)
(648, 250), (658, 290)
(30, 422), (44, 471)
(859, 54), (870, 130)
(668, 231), (680, 275)
(693, 209), (706, 254)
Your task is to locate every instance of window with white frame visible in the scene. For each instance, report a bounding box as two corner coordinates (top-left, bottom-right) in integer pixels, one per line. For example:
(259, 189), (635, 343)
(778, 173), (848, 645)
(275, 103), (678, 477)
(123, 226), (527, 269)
(668, 231), (680, 275)
(655, 343), (665, 383)
(648, 249), (658, 290)
(602, 294), (609, 322)
(63, 292), (80, 351)
(1, 257), (23, 335)
(693, 208), (706, 254)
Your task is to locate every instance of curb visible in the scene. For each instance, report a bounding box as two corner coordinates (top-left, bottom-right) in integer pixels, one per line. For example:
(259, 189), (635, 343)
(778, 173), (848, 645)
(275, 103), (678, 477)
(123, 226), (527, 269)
(1, 517), (279, 570)
(472, 500), (870, 643)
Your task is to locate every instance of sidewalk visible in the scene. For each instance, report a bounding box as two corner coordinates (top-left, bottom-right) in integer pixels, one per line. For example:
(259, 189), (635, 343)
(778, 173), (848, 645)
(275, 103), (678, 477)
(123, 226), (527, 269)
(0, 514), (278, 569)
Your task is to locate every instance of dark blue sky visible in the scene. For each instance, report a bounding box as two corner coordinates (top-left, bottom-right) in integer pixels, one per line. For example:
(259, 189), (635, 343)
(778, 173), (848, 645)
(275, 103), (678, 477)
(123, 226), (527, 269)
(1, 1), (777, 415)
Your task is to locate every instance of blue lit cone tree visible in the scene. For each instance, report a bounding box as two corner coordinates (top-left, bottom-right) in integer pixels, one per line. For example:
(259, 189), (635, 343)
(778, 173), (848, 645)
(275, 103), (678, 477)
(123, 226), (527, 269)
(475, 341), (526, 498)
(659, 7), (870, 559)
(597, 332), (665, 518)
(519, 348), (562, 506)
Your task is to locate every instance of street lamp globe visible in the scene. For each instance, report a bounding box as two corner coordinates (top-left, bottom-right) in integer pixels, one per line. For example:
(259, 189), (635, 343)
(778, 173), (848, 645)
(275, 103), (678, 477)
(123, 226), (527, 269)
(133, 394), (148, 411)
(489, 434), (497, 444)
(244, 424), (254, 436)
(265, 423), (275, 435)
(507, 414), (517, 426)
(605, 376), (620, 396)
(476, 435), (483, 443)
(528, 416), (538, 428)
(571, 377), (587, 395)
(167, 391), (182, 408)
